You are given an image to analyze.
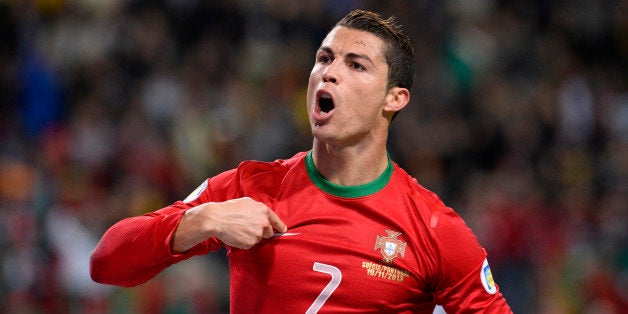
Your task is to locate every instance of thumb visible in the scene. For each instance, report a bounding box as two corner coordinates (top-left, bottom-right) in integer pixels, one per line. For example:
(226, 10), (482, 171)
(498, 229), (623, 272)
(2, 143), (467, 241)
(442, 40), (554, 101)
(268, 210), (287, 233)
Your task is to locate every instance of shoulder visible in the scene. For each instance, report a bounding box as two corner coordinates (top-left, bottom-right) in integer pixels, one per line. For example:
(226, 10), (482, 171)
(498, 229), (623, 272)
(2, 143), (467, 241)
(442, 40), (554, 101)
(227, 151), (308, 194)
(390, 162), (447, 215)
(189, 152), (307, 203)
(407, 173), (479, 247)
(392, 163), (485, 265)
(391, 164), (488, 289)
(236, 151), (307, 180)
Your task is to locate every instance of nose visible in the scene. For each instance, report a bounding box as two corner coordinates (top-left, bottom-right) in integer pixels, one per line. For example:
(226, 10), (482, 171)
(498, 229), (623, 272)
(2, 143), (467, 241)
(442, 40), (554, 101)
(322, 61), (338, 84)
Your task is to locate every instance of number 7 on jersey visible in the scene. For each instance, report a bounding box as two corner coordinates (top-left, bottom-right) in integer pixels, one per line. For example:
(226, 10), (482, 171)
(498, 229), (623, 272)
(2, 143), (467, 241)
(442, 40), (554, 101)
(306, 262), (342, 314)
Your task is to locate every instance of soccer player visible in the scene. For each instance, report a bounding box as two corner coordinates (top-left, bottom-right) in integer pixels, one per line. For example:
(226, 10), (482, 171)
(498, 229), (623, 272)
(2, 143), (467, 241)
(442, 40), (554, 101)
(90, 10), (512, 313)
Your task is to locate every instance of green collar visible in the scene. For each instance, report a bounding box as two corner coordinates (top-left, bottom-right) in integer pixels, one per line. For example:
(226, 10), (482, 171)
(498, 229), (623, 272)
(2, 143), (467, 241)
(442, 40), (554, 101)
(305, 151), (393, 198)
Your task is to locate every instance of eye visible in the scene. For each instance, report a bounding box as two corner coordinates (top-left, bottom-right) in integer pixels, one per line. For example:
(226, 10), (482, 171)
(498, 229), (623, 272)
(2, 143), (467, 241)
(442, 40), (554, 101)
(318, 54), (332, 64)
(350, 61), (366, 71)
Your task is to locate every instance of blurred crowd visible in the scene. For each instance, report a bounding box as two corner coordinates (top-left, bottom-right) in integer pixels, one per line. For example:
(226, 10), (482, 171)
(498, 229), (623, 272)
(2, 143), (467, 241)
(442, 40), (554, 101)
(0, 0), (626, 313)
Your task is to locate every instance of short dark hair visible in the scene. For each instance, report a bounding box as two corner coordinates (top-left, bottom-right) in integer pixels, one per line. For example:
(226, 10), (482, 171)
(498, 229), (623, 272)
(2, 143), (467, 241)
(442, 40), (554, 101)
(336, 10), (415, 91)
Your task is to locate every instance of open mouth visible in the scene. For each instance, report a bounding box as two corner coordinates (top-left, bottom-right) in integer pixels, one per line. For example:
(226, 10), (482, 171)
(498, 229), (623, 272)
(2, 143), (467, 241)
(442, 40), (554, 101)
(318, 93), (335, 113)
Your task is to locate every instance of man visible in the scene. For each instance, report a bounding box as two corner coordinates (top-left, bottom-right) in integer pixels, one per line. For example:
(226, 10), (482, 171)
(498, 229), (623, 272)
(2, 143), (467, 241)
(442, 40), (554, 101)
(91, 10), (511, 313)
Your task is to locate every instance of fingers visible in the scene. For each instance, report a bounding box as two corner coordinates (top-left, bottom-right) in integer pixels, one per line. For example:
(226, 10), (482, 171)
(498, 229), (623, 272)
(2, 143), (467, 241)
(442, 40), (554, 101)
(211, 197), (288, 248)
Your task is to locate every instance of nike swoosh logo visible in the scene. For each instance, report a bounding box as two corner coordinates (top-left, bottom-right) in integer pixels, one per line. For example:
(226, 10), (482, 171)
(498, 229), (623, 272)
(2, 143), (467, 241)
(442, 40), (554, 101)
(271, 232), (301, 238)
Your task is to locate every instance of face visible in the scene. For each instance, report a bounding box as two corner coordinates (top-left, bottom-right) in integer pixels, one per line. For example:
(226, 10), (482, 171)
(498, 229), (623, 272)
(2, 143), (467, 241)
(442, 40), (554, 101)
(307, 26), (391, 146)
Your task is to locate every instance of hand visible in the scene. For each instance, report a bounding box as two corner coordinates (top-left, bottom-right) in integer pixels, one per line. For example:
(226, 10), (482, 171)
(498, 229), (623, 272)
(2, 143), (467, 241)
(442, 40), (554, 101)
(207, 197), (287, 249)
(172, 197), (287, 252)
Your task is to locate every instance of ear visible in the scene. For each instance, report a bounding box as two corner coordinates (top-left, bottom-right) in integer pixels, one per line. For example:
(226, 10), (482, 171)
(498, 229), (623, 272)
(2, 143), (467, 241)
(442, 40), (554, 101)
(383, 87), (410, 113)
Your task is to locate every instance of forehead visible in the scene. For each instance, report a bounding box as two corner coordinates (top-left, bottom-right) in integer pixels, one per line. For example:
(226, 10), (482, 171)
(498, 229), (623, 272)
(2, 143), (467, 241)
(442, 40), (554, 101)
(320, 26), (386, 62)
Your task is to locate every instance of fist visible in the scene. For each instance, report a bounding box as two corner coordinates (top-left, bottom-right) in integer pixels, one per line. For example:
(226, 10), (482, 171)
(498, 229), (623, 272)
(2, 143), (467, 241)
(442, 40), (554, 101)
(202, 197), (287, 249)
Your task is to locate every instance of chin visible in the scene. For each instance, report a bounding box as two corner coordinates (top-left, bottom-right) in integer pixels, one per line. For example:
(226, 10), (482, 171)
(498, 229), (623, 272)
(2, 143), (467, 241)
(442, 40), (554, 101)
(311, 127), (332, 141)
(312, 130), (346, 147)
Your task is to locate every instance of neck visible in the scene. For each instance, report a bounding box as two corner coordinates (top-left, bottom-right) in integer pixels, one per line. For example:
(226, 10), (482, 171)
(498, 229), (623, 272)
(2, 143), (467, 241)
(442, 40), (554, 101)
(310, 139), (389, 186)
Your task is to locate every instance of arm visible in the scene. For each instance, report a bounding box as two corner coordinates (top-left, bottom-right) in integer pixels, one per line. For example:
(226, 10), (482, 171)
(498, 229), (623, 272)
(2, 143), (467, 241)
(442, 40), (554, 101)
(90, 197), (287, 287)
(435, 257), (511, 313)
(430, 208), (512, 313)
(91, 163), (288, 287)
(172, 197), (287, 252)
(89, 202), (206, 287)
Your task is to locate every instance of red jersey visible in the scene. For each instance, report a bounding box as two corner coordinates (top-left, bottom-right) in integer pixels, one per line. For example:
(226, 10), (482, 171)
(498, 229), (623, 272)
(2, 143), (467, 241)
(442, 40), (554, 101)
(91, 152), (511, 313)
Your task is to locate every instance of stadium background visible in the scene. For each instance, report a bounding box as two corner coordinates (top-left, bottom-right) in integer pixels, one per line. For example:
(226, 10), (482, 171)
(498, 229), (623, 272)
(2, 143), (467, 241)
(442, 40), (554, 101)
(0, 0), (626, 313)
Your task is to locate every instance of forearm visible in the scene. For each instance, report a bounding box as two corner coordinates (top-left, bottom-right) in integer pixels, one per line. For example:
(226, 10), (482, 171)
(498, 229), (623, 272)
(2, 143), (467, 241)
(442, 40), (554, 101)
(90, 210), (197, 287)
(172, 203), (216, 253)
(173, 198), (287, 251)
(90, 196), (286, 286)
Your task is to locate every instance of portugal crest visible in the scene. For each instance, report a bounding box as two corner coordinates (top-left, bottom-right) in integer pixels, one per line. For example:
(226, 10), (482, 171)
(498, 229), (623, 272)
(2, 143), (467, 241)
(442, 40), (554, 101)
(375, 230), (407, 263)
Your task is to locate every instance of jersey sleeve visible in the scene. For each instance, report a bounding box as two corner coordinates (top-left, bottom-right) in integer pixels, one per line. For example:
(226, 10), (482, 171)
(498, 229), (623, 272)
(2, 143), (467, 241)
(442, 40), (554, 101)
(90, 169), (240, 287)
(429, 206), (512, 313)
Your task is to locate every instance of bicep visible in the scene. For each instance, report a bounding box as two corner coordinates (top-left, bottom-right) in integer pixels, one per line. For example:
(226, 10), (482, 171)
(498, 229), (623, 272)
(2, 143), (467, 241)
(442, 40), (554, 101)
(430, 210), (511, 312)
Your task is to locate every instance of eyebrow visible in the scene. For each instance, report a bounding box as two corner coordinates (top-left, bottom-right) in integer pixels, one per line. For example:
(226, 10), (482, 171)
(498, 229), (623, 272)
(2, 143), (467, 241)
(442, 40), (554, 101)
(318, 46), (375, 66)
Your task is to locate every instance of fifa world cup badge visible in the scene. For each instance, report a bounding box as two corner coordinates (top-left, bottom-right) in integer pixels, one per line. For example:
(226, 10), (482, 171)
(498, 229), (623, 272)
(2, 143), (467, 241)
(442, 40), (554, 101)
(480, 258), (497, 294)
(375, 230), (407, 263)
